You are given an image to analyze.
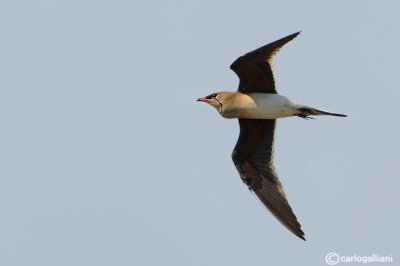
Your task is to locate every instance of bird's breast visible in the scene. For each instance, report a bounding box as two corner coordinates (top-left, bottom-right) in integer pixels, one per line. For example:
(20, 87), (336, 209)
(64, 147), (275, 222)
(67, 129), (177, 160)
(221, 93), (296, 119)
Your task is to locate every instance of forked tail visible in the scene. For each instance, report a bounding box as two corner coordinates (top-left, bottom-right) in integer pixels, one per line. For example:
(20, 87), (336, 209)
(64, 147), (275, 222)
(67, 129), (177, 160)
(297, 107), (347, 118)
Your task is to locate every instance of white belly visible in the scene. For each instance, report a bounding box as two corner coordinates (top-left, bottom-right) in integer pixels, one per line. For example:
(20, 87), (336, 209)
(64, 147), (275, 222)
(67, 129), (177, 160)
(221, 93), (297, 119)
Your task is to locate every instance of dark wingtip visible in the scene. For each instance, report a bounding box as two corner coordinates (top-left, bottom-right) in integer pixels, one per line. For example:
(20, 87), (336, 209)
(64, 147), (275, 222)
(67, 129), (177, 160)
(290, 224), (306, 241)
(291, 31), (302, 38)
(298, 233), (306, 241)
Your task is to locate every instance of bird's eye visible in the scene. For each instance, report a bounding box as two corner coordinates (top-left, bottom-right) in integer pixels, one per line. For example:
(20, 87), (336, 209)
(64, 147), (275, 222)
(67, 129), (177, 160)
(207, 93), (217, 99)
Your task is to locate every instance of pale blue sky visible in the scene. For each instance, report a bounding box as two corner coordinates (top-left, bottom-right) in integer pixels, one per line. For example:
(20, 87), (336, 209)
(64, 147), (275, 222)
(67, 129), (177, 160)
(0, 1), (399, 265)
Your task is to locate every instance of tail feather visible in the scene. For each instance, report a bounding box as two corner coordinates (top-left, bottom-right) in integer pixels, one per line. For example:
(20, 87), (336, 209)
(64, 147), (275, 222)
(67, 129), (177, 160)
(297, 107), (347, 118)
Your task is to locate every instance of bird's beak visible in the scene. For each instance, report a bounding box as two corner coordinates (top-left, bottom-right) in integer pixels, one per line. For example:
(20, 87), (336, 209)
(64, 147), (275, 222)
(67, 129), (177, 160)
(197, 98), (208, 102)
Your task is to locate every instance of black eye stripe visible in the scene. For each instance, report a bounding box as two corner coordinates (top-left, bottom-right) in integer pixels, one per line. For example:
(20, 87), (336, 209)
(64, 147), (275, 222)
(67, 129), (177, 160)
(206, 93), (217, 99)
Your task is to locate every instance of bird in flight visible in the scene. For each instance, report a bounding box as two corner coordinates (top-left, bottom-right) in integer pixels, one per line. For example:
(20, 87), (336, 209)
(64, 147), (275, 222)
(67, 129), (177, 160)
(197, 32), (346, 241)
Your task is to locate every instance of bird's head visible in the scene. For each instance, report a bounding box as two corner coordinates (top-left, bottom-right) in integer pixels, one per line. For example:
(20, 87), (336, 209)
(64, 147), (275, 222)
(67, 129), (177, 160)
(197, 92), (223, 113)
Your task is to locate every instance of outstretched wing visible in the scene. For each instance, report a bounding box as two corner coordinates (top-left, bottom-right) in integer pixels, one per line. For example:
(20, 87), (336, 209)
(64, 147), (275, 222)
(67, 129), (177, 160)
(231, 118), (305, 240)
(230, 32), (301, 94)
